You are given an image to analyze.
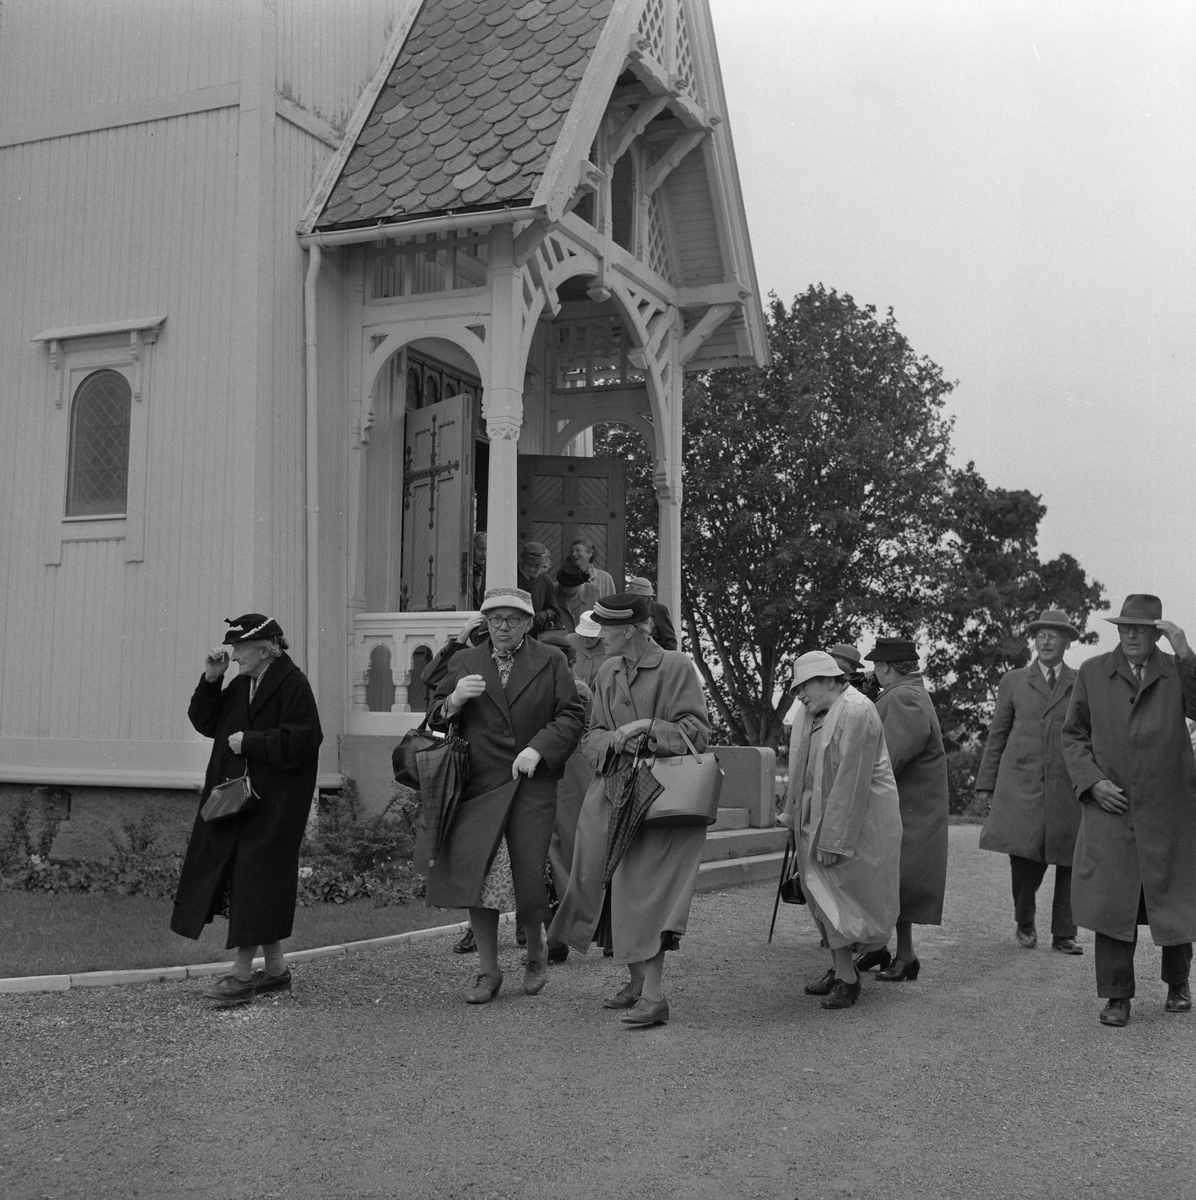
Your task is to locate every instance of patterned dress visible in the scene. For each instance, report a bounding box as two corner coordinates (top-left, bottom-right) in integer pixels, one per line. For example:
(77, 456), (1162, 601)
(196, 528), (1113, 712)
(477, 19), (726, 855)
(476, 644), (519, 912)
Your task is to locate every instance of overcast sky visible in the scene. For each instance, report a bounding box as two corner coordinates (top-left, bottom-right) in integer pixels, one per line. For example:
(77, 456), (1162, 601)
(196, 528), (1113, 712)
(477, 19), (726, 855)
(708, 0), (1196, 662)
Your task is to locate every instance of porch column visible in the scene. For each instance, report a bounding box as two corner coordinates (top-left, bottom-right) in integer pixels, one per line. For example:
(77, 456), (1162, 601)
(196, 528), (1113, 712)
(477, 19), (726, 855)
(484, 225), (524, 590)
(654, 340), (684, 619)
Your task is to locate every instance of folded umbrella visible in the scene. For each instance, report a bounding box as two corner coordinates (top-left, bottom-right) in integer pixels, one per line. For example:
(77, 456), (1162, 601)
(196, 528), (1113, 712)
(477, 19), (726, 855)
(413, 725), (470, 869)
(602, 735), (664, 885)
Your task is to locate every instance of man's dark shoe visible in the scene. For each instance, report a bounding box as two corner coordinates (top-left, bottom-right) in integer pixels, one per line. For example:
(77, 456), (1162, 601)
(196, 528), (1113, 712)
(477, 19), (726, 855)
(452, 928), (476, 954)
(546, 942), (569, 964)
(1099, 998), (1131, 1027)
(1016, 925), (1038, 949)
(1052, 937), (1083, 955)
(201, 974), (255, 1005)
(1164, 982), (1192, 1013)
(253, 968), (292, 994)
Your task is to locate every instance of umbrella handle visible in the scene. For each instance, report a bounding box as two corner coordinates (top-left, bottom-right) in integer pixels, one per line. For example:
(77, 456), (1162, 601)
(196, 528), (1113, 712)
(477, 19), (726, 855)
(769, 838), (792, 944)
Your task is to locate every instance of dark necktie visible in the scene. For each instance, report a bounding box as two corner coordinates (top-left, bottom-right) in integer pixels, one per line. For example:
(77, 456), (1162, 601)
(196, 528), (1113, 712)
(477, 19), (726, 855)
(1047, 667), (1056, 691)
(1132, 663), (1144, 687)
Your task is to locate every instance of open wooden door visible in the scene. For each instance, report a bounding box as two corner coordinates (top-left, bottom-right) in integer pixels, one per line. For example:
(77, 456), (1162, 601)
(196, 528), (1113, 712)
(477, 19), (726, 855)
(517, 455), (626, 588)
(401, 393), (474, 611)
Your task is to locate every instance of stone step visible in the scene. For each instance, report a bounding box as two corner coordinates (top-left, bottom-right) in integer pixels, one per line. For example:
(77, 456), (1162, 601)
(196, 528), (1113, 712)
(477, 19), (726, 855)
(695, 850), (786, 893)
(711, 806), (750, 831)
(701, 826), (789, 863)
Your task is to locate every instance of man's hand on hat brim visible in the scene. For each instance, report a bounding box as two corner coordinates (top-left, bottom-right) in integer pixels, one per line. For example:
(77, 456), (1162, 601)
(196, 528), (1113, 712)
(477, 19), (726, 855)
(1157, 620), (1191, 660)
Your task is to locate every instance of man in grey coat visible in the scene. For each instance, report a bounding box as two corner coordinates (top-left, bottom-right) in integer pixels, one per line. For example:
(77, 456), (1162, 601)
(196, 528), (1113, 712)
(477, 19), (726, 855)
(975, 609), (1083, 954)
(1061, 594), (1196, 1026)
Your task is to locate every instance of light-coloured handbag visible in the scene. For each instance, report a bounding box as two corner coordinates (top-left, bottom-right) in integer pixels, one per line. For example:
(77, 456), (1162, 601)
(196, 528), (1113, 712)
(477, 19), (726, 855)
(641, 726), (723, 828)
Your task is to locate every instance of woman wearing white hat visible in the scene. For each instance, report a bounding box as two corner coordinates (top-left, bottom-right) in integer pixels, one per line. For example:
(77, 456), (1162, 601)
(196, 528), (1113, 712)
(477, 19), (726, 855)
(780, 651), (902, 1009)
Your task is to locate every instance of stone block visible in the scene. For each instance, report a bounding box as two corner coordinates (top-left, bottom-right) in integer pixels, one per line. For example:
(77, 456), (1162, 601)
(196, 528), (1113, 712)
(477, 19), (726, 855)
(711, 746), (776, 827)
(0, 974), (71, 993)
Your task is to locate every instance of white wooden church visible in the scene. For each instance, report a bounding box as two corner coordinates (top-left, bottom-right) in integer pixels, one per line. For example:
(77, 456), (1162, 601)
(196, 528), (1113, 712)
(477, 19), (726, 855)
(0, 0), (766, 806)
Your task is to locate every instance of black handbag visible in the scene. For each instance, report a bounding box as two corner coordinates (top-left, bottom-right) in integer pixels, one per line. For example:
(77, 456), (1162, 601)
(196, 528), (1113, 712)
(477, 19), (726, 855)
(201, 769), (256, 823)
(393, 712), (443, 790)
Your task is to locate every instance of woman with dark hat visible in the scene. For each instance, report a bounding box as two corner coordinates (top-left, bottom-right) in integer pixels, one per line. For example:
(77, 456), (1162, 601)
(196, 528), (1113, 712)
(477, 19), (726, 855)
(548, 593), (712, 1027)
(172, 614), (323, 1005)
(858, 637), (949, 982)
(429, 587), (584, 1003)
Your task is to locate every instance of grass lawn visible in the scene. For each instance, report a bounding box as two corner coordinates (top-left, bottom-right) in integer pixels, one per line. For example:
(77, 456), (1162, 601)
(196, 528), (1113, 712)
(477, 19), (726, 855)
(0, 893), (467, 978)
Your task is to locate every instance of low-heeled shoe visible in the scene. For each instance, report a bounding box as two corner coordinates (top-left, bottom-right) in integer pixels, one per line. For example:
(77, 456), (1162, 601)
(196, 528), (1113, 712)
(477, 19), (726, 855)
(465, 971), (503, 1004)
(1016, 925), (1038, 949)
(201, 974), (256, 1005)
(854, 947), (892, 973)
(804, 968), (836, 996)
(252, 968), (292, 994)
(1164, 982), (1192, 1013)
(523, 957), (548, 996)
(1099, 998), (1131, 1026)
(547, 942), (569, 965)
(876, 956), (920, 982)
(515, 925), (527, 947)
(620, 996), (669, 1026)
(1052, 937), (1083, 955)
(452, 928), (476, 955)
(820, 976), (861, 1010)
(602, 982), (643, 1009)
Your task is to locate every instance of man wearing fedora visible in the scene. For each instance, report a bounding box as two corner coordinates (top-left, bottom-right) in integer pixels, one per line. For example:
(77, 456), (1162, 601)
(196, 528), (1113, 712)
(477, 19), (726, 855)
(828, 644), (868, 691)
(975, 610), (1084, 954)
(624, 576), (677, 651)
(1061, 594), (1196, 1026)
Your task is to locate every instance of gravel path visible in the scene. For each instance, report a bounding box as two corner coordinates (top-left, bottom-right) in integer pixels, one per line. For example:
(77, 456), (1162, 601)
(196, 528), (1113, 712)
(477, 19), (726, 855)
(2, 825), (1194, 1200)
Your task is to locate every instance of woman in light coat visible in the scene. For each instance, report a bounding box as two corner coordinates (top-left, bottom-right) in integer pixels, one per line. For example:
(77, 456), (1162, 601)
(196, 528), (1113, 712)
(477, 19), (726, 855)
(549, 593), (712, 1027)
(782, 652), (902, 1010)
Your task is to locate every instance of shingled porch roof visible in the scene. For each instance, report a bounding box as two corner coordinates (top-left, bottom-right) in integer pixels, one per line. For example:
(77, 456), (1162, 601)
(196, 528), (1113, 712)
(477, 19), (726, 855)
(309, 0), (614, 232)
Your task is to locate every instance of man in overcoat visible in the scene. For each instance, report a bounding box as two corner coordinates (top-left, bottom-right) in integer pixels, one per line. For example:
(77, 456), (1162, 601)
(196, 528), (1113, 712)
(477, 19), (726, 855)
(1061, 594), (1196, 1026)
(976, 609), (1083, 953)
(862, 638), (949, 981)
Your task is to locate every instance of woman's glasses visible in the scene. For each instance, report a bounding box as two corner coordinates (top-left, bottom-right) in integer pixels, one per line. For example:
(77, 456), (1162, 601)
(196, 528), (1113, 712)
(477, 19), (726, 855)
(485, 614), (526, 629)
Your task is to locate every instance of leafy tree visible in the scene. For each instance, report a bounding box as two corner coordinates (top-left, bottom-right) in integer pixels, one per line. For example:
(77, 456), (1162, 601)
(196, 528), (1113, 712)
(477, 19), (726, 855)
(924, 462), (1107, 745)
(603, 288), (955, 746)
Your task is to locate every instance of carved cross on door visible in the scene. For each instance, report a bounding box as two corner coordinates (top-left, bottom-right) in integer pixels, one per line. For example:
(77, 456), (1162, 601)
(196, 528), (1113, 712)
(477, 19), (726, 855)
(402, 414), (460, 528)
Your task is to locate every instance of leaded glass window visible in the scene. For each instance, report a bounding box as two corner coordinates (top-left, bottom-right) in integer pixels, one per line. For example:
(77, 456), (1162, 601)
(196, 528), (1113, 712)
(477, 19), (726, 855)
(66, 370), (131, 517)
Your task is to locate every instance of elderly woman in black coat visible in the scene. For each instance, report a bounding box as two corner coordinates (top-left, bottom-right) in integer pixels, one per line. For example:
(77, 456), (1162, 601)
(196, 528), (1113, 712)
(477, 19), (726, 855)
(172, 614), (323, 1005)
(429, 587), (584, 1003)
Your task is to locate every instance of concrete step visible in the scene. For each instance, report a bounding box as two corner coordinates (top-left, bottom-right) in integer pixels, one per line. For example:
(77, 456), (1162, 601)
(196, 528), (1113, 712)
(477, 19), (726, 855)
(711, 807), (750, 831)
(695, 850), (786, 893)
(701, 826), (789, 863)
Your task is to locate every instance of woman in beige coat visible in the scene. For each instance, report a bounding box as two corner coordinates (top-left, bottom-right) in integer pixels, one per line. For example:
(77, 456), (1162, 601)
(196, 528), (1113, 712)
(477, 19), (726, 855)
(782, 652), (902, 1010)
(549, 593), (711, 1027)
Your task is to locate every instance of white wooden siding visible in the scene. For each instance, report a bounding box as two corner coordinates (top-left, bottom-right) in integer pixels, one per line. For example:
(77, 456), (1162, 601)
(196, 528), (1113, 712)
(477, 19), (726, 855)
(663, 149), (726, 286)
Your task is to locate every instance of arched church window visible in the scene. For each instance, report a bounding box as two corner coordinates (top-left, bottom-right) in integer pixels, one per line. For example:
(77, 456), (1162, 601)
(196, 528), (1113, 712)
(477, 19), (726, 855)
(65, 369), (131, 517)
(407, 644), (433, 711)
(406, 366), (423, 411)
(424, 373), (440, 407)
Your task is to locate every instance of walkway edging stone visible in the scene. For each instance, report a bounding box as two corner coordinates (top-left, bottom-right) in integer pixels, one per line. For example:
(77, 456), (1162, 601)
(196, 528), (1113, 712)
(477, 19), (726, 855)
(0, 912), (516, 995)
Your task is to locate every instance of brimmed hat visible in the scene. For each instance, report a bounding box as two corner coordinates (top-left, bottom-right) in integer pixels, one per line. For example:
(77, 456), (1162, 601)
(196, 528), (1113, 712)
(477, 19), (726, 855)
(827, 643), (863, 669)
(575, 610), (602, 637)
(556, 564), (587, 589)
(1105, 594), (1164, 627)
(591, 594), (650, 626)
(223, 614), (285, 645)
(480, 587), (534, 617)
(1026, 609), (1081, 640)
(625, 576), (656, 597)
(865, 638), (918, 663)
(519, 541), (551, 569)
(791, 651), (844, 688)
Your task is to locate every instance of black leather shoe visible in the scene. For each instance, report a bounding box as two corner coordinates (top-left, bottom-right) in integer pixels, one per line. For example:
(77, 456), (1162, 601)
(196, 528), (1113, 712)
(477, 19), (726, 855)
(854, 947), (892, 973)
(201, 974), (255, 1005)
(1016, 925), (1038, 949)
(820, 976), (861, 1009)
(804, 969), (836, 995)
(1099, 998), (1131, 1026)
(452, 928), (476, 954)
(876, 956), (920, 982)
(1052, 937), (1083, 955)
(547, 942), (569, 965)
(515, 924), (527, 947)
(1165, 982), (1192, 1013)
(252, 968), (292, 994)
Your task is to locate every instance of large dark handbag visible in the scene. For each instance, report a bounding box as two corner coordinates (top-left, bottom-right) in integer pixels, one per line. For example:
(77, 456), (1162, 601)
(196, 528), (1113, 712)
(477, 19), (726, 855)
(392, 712), (442, 790)
(201, 768), (256, 823)
(641, 727), (723, 828)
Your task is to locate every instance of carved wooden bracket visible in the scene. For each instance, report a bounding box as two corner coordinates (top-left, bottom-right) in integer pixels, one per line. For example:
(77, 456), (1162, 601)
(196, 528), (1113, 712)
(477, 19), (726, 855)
(608, 93), (671, 166)
(644, 129), (708, 197)
(679, 303), (737, 365)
